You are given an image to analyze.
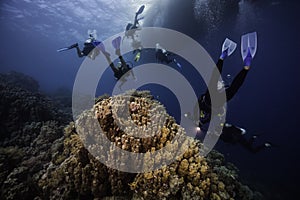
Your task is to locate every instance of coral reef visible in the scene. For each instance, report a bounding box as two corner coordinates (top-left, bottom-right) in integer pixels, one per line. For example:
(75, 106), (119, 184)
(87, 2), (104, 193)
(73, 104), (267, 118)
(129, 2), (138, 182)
(0, 76), (71, 143)
(39, 90), (262, 200)
(0, 73), (262, 199)
(0, 72), (70, 199)
(0, 71), (39, 93)
(0, 121), (65, 199)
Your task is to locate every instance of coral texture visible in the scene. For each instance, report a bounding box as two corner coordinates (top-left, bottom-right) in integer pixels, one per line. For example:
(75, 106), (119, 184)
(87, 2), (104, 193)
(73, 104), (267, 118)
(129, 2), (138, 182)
(39, 90), (261, 200)
(0, 73), (261, 199)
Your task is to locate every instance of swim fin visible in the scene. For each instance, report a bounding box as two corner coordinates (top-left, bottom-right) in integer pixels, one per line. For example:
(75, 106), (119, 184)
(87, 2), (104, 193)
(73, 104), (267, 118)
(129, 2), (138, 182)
(57, 43), (78, 52)
(57, 47), (70, 52)
(222, 38), (237, 56)
(241, 32), (257, 61)
(93, 41), (110, 57)
(93, 41), (104, 51)
(112, 36), (122, 50)
(136, 5), (145, 15)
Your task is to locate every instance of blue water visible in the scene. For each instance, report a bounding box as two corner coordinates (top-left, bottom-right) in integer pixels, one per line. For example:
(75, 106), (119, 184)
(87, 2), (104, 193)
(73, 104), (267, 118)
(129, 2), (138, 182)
(1, 0), (300, 199)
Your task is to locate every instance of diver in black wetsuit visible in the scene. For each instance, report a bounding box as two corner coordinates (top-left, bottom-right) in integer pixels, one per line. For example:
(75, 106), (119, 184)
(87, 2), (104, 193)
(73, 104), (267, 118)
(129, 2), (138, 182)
(198, 58), (250, 127)
(57, 32), (101, 60)
(101, 36), (135, 86)
(125, 5), (145, 40)
(196, 33), (273, 153)
(220, 123), (272, 153)
(72, 34), (100, 60)
(155, 43), (173, 64)
(108, 49), (134, 81)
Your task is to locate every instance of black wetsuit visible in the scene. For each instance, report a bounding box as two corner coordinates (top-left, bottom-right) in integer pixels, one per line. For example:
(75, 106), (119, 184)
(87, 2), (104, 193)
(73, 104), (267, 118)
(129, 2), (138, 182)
(110, 56), (132, 80)
(82, 42), (95, 56)
(156, 49), (172, 64)
(196, 59), (270, 153)
(76, 39), (100, 59)
(198, 59), (249, 128)
(220, 124), (268, 153)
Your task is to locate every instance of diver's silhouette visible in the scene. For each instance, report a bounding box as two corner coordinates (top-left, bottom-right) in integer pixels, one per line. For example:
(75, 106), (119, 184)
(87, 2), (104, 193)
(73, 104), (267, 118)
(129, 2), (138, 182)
(195, 33), (273, 153)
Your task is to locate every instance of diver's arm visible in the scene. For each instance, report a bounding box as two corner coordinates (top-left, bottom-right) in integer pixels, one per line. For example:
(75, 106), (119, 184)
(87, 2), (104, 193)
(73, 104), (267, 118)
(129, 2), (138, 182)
(104, 54), (119, 74)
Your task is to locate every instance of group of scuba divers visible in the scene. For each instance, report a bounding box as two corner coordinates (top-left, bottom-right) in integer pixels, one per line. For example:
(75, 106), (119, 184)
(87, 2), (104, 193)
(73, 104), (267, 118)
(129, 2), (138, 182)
(58, 5), (275, 154)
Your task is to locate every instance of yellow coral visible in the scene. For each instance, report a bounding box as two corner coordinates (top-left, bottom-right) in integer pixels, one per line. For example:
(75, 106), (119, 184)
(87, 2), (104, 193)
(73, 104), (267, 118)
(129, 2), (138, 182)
(178, 159), (189, 176)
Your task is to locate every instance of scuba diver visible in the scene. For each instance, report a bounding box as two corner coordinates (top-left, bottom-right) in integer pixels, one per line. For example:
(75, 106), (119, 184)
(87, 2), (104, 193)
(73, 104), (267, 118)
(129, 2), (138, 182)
(220, 123), (273, 153)
(155, 43), (182, 68)
(195, 32), (273, 153)
(125, 5), (145, 39)
(124, 5), (145, 62)
(101, 36), (136, 86)
(57, 30), (109, 60)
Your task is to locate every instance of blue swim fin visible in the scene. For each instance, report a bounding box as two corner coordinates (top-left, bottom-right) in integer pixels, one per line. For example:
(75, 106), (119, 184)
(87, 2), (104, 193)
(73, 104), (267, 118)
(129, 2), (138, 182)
(93, 41), (105, 51)
(93, 41), (110, 56)
(112, 36), (122, 50)
(222, 38), (237, 56)
(136, 5), (145, 15)
(241, 32), (257, 61)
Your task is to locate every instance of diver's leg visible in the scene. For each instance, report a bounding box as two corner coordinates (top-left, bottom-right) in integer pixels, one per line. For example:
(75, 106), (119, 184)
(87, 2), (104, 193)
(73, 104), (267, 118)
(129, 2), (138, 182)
(209, 59), (224, 91)
(238, 136), (268, 153)
(118, 77), (126, 90)
(202, 59), (224, 98)
(197, 59), (225, 128)
(248, 134), (259, 146)
(225, 67), (249, 101)
(155, 50), (163, 63)
(133, 13), (139, 28)
(238, 136), (258, 153)
(75, 46), (84, 57)
(216, 59), (224, 73)
(103, 53), (113, 65)
(251, 144), (268, 153)
(103, 53), (119, 74)
(115, 48), (127, 67)
(109, 63), (119, 74)
(119, 56), (127, 66)
(129, 68), (136, 80)
(163, 54), (172, 64)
